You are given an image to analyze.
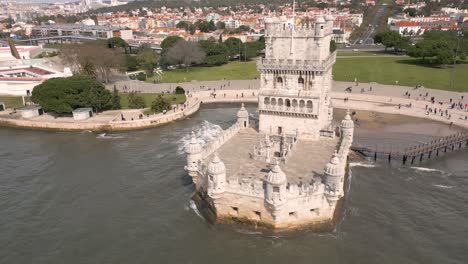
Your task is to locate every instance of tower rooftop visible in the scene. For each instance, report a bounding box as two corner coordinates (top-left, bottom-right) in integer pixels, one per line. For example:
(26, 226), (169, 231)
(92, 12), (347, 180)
(204, 128), (339, 184)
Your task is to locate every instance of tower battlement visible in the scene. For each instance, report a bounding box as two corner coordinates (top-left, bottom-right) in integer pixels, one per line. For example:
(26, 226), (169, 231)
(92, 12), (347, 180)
(264, 17), (334, 39)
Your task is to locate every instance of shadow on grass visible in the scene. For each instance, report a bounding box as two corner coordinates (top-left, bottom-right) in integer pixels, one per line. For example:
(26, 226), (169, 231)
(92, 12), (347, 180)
(396, 59), (468, 69)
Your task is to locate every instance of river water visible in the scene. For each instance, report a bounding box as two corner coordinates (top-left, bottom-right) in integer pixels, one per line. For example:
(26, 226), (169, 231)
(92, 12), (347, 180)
(1, 104), (467, 264)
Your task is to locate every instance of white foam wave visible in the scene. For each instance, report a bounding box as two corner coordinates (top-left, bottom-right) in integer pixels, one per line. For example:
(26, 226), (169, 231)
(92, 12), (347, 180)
(349, 162), (377, 168)
(411, 167), (444, 173)
(236, 229), (263, 235)
(432, 184), (454, 189)
(177, 120), (224, 155)
(189, 200), (205, 221)
(96, 133), (124, 139)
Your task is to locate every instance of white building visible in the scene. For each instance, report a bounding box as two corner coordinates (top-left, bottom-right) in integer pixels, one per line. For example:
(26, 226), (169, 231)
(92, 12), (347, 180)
(20, 105), (43, 118)
(185, 16), (354, 232)
(0, 64), (72, 96)
(72, 107), (93, 120)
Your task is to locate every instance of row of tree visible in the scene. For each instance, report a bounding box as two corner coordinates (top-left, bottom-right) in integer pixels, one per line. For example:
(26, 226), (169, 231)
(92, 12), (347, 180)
(374, 30), (468, 65)
(159, 35), (265, 70)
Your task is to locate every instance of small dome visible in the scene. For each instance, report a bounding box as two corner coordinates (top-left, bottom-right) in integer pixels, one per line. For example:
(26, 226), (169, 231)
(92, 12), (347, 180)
(325, 151), (342, 176)
(341, 109), (354, 129)
(185, 131), (202, 154)
(208, 153), (226, 175)
(325, 15), (335, 21)
(316, 16), (325, 23)
(267, 160), (287, 184)
(237, 103), (249, 118)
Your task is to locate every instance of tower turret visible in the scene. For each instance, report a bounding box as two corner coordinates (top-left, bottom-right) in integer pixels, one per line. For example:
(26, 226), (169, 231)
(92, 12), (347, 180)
(265, 160), (287, 219)
(341, 109), (354, 140)
(207, 152), (226, 198)
(314, 16), (325, 37)
(324, 151), (344, 207)
(185, 131), (203, 177)
(237, 103), (249, 128)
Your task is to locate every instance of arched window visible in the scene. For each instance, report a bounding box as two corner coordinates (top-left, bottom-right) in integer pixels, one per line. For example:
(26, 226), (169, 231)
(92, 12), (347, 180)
(277, 77), (283, 84)
(271, 98), (277, 105)
(299, 100), (305, 108)
(285, 99), (291, 107)
(264, 97), (270, 105)
(298, 77), (304, 84)
(278, 98), (284, 106)
(292, 99), (298, 108)
(306, 101), (313, 112)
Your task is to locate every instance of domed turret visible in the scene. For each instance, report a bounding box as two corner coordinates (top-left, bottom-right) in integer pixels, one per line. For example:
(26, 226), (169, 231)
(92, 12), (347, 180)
(314, 16), (325, 37)
(267, 161), (287, 185)
(324, 151), (345, 207)
(207, 152), (226, 197)
(316, 16), (326, 23)
(208, 152), (226, 176)
(325, 151), (341, 177)
(237, 103), (250, 128)
(185, 131), (202, 154)
(185, 131), (203, 177)
(341, 109), (354, 140)
(265, 160), (287, 211)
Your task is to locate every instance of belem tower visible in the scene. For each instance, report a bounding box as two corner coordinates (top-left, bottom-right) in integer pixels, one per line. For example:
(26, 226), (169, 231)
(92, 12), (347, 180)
(185, 16), (355, 231)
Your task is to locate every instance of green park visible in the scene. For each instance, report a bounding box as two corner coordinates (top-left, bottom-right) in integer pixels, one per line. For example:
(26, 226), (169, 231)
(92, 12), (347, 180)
(152, 56), (467, 92)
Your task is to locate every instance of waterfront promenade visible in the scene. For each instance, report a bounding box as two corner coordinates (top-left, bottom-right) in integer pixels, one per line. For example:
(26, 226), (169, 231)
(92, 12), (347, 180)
(0, 81), (467, 131)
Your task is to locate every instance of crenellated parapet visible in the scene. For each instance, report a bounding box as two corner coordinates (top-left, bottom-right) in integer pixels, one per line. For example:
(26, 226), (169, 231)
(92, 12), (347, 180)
(264, 16), (334, 39)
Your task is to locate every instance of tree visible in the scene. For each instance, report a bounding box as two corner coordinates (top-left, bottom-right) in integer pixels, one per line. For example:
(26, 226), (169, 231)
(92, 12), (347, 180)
(240, 41), (261, 60)
(124, 54), (139, 71)
(150, 95), (171, 113)
(216, 21), (226, 30)
(136, 72), (147, 81)
(111, 85), (121, 110)
(166, 39), (206, 71)
(175, 86), (185, 94)
(136, 49), (159, 75)
(60, 43), (123, 83)
(195, 20), (211, 33)
(404, 8), (418, 17)
(161, 35), (183, 51)
(224, 37), (242, 57)
(209, 20), (216, 31)
(107, 37), (129, 53)
(31, 75), (111, 114)
(373, 31), (409, 52)
(407, 31), (468, 65)
(176, 21), (190, 31)
(127, 92), (146, 109)
(199, 40), (229, 66)
(330, 40), (337, 52)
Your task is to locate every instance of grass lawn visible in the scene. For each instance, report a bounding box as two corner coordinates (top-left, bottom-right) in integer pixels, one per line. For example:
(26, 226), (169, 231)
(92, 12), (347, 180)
(119, 93), (186, 109)
(336, 51), (400, 57)
(0, 96), (31, 109)
(147, 57), (466, 92)
(148, 61), (259, 83)
(333, 57), (468, 92)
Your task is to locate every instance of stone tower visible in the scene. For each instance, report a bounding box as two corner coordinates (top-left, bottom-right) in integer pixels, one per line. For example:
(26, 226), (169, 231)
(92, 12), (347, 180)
(257, 15), (336, 140)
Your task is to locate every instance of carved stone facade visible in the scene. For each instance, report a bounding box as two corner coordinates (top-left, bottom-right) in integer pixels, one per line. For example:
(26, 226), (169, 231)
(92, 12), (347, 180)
(184, 16), (354, 231)
(258, 16), (336, 140)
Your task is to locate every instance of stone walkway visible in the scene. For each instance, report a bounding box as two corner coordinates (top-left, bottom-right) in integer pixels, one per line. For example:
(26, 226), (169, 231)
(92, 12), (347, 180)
(1, 79), (467, 131)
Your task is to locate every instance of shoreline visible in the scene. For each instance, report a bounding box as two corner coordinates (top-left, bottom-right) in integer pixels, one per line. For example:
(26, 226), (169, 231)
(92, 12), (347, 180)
(0, 86), (467, 132)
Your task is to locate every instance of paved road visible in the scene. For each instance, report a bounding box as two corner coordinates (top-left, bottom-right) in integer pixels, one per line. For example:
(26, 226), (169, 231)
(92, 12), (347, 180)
(353, 3), (389, 46)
